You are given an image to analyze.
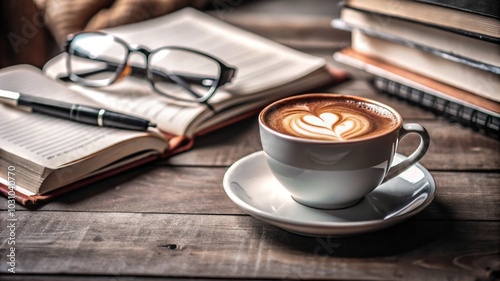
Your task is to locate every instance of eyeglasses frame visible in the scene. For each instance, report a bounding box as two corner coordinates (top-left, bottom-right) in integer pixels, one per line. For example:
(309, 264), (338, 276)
(63, 31), (237, 103)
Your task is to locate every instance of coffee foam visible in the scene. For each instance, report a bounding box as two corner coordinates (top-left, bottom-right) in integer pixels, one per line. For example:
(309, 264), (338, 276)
(263, 96), (399, 141)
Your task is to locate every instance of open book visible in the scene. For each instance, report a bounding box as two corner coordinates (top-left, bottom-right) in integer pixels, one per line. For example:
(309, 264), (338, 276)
(0, 8), (338, 205)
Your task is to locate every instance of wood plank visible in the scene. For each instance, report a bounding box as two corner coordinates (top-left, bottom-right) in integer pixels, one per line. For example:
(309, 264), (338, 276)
(1, 171), (497, 222)
(0, 277), (197, 281)
(168, 118), (500, 170)
(31, 166), (239, 214)
(0, 277), (154, 281)
(424, 172), (500, 221)
(0, 212), (497, 280)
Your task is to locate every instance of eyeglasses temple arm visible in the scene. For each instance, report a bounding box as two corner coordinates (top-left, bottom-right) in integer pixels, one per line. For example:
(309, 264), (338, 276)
(219, 66), (237, 86)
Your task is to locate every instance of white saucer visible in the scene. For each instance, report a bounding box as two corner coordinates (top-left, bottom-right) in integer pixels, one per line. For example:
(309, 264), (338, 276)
(223, 151), (436, 236)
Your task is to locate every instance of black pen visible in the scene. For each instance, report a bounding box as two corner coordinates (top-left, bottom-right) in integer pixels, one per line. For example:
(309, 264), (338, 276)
(0, 89), (156, 131)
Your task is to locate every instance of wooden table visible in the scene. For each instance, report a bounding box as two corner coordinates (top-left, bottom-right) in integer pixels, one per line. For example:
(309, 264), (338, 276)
(1, 1), (499, 280)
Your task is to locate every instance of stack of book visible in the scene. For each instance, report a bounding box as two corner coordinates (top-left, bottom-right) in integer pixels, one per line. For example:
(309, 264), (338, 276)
(332, 0), (500, 138)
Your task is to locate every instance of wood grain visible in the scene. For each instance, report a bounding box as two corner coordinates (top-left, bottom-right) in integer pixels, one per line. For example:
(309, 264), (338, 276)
(0, 170), (497, 222)
(1, 1), (499, 280)
(168, 117), (500, 170)
(0, 212), (497, 280)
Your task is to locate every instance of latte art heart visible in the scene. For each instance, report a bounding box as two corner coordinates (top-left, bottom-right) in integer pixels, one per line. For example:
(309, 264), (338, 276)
(284, 111), (371, 141)
(262, 96), (399, 142)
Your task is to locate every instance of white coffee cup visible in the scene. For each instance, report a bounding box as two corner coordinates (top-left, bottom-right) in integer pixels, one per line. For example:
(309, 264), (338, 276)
(259, 93), (430, 209)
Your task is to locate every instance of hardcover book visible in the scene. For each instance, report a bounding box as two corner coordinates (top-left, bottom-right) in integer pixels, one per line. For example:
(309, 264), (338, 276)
(332, 8), (500, 73)
(345, 0), (500, 43)
(349, 30), (499, 102)
(415, 0), (499, 19)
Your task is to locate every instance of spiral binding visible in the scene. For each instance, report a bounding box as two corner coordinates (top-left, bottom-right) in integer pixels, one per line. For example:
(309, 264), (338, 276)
(372, 77), (500, 139)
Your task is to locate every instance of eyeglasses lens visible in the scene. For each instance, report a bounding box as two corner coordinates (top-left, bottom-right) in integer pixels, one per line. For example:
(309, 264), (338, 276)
(68, 33), (128, 85)
(149, 49), (221, 102)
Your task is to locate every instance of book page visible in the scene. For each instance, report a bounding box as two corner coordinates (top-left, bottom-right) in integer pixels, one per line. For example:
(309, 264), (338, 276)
(0, 66), (164, 169)
(43, 8), (327, 136)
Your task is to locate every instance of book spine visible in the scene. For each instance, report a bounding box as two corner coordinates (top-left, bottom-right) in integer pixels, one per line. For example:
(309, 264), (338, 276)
(415, 0), (500, 19)
(372, 76), (500, 139)
(343, 6), (500, 44)
(332, 18), (500, 74)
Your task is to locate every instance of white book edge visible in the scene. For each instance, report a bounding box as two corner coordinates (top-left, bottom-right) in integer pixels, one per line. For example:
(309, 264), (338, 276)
(333, 51), (500, 118)
(351, 31), (500, 102)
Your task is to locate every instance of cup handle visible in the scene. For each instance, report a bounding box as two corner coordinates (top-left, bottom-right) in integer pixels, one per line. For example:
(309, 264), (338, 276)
(382, 123), (430, 183)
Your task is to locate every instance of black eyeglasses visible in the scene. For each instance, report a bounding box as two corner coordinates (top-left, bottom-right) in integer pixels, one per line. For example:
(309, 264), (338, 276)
(62, 32), (237, 103)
